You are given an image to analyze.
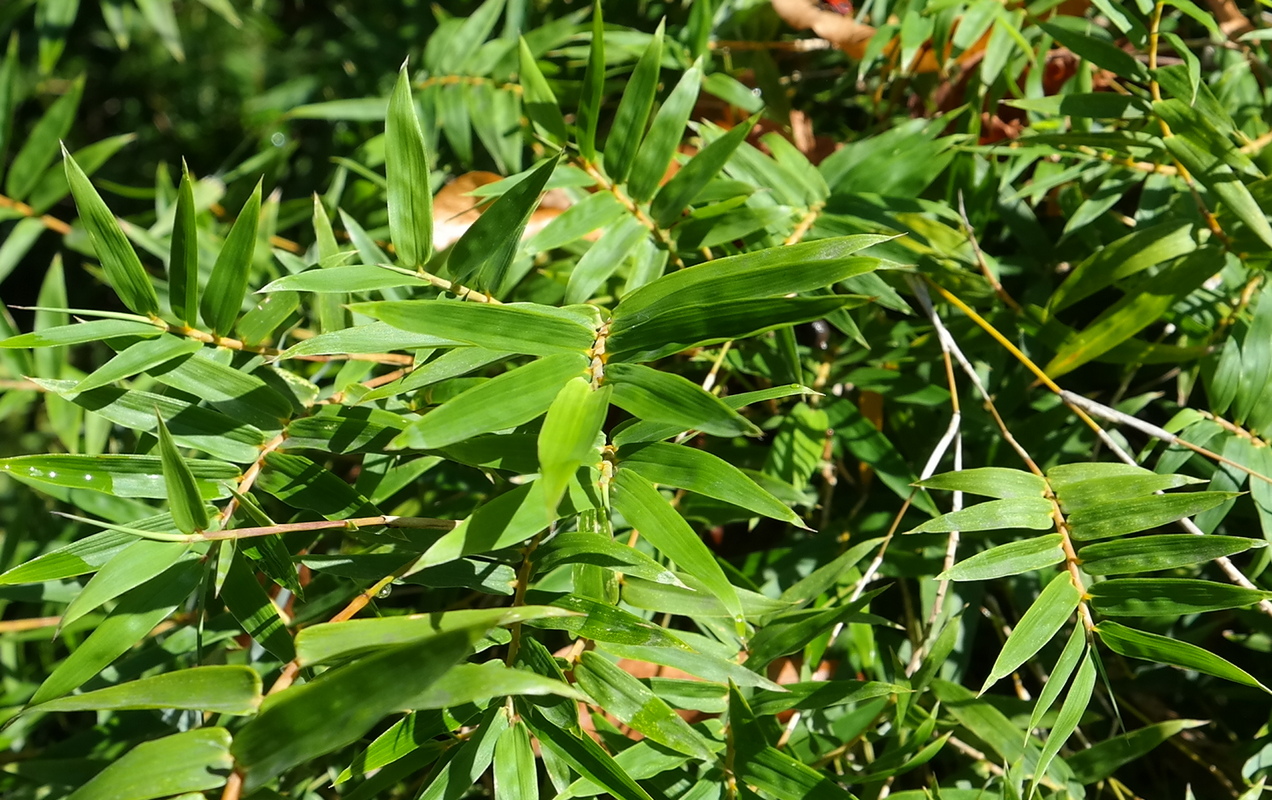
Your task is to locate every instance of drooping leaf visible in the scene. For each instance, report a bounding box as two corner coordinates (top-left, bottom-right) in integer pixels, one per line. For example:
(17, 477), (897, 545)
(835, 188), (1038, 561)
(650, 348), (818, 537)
(981, 572), (1081, 694)
(64, 728), (233, 800)
(32, 666), (261, 716)
(1095, 620), (1268, 691)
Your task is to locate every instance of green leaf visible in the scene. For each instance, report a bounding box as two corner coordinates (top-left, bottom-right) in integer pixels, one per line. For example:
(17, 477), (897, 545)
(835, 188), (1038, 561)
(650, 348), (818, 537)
(495, 720), (539, 800)
(1055, 471), (1205, 513)
(1, 318), (162, 348)
(59, 539), (192, 631)
(604, 20), (664, 184)
(627, 63), (702, 203)
(155, 413), (211, 534)
(611, 467), (744, 627)
(609, 295), (866, 364)
(449, 155), (560, 293)
(221, 550), (296, 662)
(531, 532), (684, 586)
(392, 352), (590, 450)
(294, 606), (572, 666)
(1044, 248), (1219, 378)
(1066, 491), (1240, 541)
(32, 666), (261, 716)
(1088, 578), (1272, 616)
(575, 651), (716, 760)
(65, 728), (233, 800)
(417, 706), (508, 800)
(63, 149), (161, 315)
(257, 452), (378, 519)
(539, 377), (610, 512)
(576, 1), (604, 162)
(278, 321), (458, 359)
(74, 333), (201, 394)
(1031, 650), (1095, 798)
(1066, 719), (1206, 784)
(906, 497), (1055, 534)
(523, 706), (660, 800)
(729, 686), (855, 800)
(0, 529), (134, 586)
(940, 534), (1067, 582)
(0, 453), (238, 499)
(619, 441), (807, 528)
(8, 75), (83, 199)
(232, 626), (485, 791)
(1026, 623), (1086, 736)
(411, 661), (585, 710)
(622, 574), (791, 622)
(31, 558), (203, 705)
(565, 215), (647, 305)
(519, 38), (567, 147)
(0, 33), (18, 162)
(418, 481), (578, 568)
(1048, 221), (1198, 312)
(1078, 534), (1263, 575)
(528, 594), (694, 650)
(612, 383), (815, 446)
(917, 468), (1047, 499)
(352, 300), (595, 356)
(607, 362), (760, 438)
(747, 588), (886, 670)
(1038, 20), (1149, 82)
(982, 572), (1082, 694)
(260, 264), (428, 293)
(200, 179), (262, 336)
(386, 61), (433, 267)
(650, 114), (759, 228)
(613, 236), (887, 324)
(1095, 620), (1268, 691)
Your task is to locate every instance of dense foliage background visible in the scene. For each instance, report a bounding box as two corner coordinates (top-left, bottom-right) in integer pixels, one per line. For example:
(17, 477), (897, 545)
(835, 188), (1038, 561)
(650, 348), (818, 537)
(2, 1), (1272, 798)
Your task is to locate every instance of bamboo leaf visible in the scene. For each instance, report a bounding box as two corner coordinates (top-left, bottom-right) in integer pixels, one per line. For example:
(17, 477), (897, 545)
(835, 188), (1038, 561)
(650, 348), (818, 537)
(1030, 650), (1095, 798)
(65, 728), (233, 800)
(604, 21), (664, 184)
(200, 179), (262, 336)
(0, 453), (238, 499)
(519, 38), (567, 147)
(32, 666), (260, 716)
(386, 61), (433, 267)
(906, 497), (1055, 534)
(576, 1), (604, 162)
(523, 706), (660, 800)
(155, 412), (211, 534)
(650, 114), (759, 228)
(1026, 623), (1087, 735)
(63, 148), (161, 315)
(352, 300), (595, 356)
(1087, 578), (1272, 616)
(607, 362), (760, 438)
(916, 468), (1047, 499)
(495, 720), (539, 800)
(940, 535), (1066, 582)
(538, 376), (610, 513)
(611, 468), (744, 628)
(1078, 534), (1263, 575)
(1066, 719), (1206, 784)
(1096, 620), (1268, 691)
(627, 63), (702, 203)
(1066, 491), (1241, 541)
(9, 75), (83, 199)
(981, 572), (1082, 694)
(392, 352), (590, 450)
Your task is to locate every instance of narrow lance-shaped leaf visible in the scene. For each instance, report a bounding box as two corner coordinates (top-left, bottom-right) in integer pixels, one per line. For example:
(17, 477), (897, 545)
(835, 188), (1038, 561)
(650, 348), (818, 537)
(574, 651), (716, 761)
(156, 412), (210, 534)
(604, 20), (664, 184)
(627, 62), (703, 203)
(1077, 534), (1264, 575)
(907, 497), (1055, 534)
(522, 706), (659, 800)
(538, 377), (610, 513)
(1096, 620), (1269, 692)
(518, 37), (567, 147)
(494, 720), (538, 800)
(940, 535), (1066, 582)
(611, 468), (744, 629)
(650, 113), (759, 228)
(1026, 623), (1087, 736)
(386, 61), (433, 267)
(63, 148), (161, 315)
(576, 0), (605, 162)
(607, 362), (760, 438)
(31, 665), (261, 716)
(1030, 649), (1096, 798)
(169, 161), (200, 324)
(200, 179), (262, 336)
(1087, 578), (1272, 616)
(65, 728), (234, 800)
(351, 299), (595, 356)
(447, 154), (560, 293)
(981, 571), (1082, 694)
(392, 352), (590, 451)
(9, 75), (84, 200)
(30, 558), (204, 705)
